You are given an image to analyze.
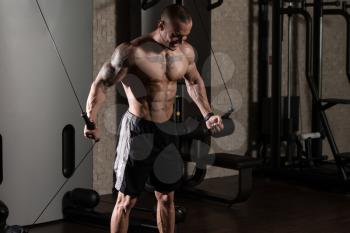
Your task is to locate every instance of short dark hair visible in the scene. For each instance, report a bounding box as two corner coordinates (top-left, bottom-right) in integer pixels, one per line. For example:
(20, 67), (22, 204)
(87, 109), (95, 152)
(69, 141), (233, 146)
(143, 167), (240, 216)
(161, 4), (192, 23)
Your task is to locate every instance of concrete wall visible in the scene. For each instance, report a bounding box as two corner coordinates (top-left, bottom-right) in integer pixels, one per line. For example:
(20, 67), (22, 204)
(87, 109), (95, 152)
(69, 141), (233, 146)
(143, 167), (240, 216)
(92, 0), (117, 195)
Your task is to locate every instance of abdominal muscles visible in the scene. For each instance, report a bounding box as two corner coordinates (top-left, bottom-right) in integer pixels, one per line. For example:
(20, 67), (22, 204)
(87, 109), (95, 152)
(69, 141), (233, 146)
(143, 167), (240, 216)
(124, 77), (178, 123)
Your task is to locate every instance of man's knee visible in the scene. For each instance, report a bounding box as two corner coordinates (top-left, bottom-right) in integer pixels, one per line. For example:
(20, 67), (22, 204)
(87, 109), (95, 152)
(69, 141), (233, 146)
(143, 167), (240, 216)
(155, 191), (174, 207)
(115, 192), (137, 214)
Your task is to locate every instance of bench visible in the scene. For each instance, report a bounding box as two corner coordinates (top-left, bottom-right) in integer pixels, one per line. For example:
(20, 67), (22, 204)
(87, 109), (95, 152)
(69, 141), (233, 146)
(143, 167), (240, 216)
(181, 153), (261, 205)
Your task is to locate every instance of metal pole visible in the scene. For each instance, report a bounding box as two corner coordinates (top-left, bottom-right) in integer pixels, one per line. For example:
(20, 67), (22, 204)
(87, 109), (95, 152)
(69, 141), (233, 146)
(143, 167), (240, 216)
(312, 0), (323, 159)
(287, 6), (293, 120)
(257, 0), (269, 144)
(271, 0), (283, 168)
(286, 3), (294, 164)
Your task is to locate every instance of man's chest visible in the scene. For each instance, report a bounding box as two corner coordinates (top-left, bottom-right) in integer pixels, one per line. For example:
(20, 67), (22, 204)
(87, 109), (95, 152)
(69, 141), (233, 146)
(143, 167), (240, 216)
(133, 50), (189, 81)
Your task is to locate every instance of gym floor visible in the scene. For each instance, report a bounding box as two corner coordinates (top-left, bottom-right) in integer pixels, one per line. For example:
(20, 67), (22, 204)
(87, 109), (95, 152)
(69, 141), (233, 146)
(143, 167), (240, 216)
(27, 176), (350, 233)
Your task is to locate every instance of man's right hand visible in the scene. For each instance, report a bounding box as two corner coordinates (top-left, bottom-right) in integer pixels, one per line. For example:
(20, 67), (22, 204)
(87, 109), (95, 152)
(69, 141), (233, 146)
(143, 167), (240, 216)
(84, 123), (100, 142)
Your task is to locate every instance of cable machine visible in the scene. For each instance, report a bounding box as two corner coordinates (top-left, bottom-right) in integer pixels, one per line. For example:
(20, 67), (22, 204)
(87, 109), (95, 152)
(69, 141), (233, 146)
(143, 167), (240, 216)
(259, 0), (350, 191)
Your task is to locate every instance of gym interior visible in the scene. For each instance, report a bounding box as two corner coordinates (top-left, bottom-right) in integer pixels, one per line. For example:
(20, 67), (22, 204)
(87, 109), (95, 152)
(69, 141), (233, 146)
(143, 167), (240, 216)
(1, 0), (350, 233)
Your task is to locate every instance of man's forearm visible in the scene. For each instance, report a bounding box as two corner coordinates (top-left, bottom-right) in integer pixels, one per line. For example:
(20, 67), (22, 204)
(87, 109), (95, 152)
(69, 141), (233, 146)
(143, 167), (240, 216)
(86, 81), (107, 122)
(186, 80), (212, 117)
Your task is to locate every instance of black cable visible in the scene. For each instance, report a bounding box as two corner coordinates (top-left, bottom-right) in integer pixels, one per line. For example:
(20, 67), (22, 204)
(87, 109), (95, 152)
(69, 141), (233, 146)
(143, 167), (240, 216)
(34, 0), (84, 113)
(192, 0), (234, 112)
(28, 142), (96, 229)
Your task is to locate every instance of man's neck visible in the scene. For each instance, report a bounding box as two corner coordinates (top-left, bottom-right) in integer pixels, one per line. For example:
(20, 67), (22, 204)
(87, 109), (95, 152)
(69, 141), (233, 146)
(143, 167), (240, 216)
(150, 29), (174, 51)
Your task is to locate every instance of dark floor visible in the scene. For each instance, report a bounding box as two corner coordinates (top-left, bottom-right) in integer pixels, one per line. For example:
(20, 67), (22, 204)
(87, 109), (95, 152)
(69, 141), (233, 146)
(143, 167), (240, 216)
(27, 176), (350, 233)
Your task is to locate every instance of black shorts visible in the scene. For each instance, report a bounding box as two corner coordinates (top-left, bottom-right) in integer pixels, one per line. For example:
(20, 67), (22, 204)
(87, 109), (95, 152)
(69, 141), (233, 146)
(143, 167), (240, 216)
(114, 110), (184, 197)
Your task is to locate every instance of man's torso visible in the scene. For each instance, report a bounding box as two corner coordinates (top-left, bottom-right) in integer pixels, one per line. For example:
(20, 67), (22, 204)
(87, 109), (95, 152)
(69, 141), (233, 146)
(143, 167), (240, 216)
(122, 36), (192, 123)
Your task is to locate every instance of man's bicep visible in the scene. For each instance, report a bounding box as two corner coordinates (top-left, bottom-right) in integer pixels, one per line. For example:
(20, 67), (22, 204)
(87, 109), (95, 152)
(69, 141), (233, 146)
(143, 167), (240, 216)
(184, 61), (201, 84)
(96, 43), (130, 87)
(95, 62), (120, 88)
(183, 43), (200, 83)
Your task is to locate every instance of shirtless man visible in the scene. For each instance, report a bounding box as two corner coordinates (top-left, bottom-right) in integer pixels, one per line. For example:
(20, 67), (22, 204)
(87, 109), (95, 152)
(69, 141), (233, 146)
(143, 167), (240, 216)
(84, 4), (224, 233)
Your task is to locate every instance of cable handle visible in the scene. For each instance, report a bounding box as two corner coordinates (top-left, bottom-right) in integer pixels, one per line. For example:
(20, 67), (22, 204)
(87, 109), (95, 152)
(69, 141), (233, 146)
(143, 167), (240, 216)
(201, 109), (234, 137)
(81, 112), (96, 130)
(221, 108), (234, 119)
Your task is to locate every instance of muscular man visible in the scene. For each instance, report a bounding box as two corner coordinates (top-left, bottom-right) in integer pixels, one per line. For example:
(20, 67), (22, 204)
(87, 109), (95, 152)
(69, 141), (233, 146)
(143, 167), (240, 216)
(84, 4), (224, 233)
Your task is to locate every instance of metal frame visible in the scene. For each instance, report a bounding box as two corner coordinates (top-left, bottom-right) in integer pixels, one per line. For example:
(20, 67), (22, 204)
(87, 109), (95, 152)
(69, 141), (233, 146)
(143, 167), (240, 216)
(267, 0), (350, 186)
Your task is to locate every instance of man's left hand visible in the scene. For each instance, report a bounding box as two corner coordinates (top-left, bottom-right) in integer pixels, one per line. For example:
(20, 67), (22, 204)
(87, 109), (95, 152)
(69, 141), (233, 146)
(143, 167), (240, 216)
(205, 115), (224, 134)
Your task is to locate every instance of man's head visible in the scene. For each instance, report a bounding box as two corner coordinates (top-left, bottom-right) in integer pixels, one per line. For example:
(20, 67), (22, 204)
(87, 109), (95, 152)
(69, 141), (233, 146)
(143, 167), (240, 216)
(158, 4), (192, 50)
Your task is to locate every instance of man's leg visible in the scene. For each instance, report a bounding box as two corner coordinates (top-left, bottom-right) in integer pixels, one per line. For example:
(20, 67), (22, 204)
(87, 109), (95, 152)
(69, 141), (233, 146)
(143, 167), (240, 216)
(155, 191), (175, 233)
(110, 192), (137, 233)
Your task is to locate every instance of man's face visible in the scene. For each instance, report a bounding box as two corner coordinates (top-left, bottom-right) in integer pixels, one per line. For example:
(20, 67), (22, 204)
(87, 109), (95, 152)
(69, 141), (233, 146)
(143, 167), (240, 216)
(160, 19), (192, 50)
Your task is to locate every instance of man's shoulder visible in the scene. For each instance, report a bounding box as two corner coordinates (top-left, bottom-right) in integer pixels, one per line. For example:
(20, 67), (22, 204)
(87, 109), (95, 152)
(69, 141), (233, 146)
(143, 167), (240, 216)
(112, 36), (154, 65)
(129, 35), (154, 48)
(112, 39), (142, 60)
(114, 35), (149, 52)
(180, 42), (195, 62)
(181, 41), (194, 50)
(113, 41), (133, 56)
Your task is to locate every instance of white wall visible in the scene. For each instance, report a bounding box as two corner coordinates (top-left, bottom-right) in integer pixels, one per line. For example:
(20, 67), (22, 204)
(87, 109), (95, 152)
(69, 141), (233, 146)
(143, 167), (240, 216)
(0, 0), (93, 226)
